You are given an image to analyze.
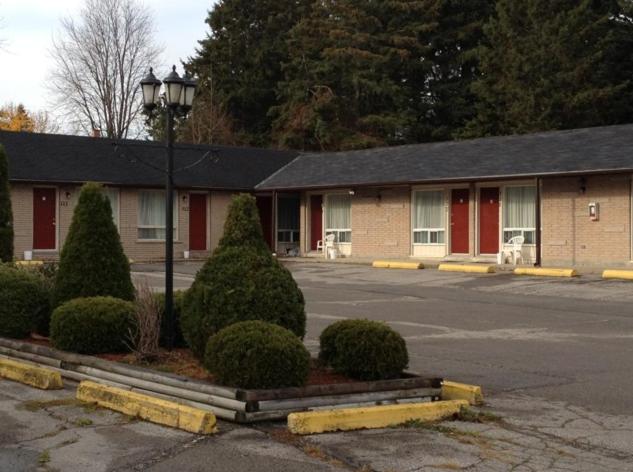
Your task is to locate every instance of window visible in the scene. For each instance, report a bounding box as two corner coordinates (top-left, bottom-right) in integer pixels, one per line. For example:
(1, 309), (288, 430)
(413, 190), (445, 244)
(102, 187), (119, 228)
(277, 196), (300, 243)
(503, 186), (536, 244)
(325, 194), (351, 243)
(138, 190), (178, 240)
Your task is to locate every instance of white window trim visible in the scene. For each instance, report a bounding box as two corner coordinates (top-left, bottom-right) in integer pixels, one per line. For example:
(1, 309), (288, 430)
(137, 190), (179, 242)
(325, 193), (352, 244)
(502, 185), (536, 246)
(277, 229), (300, 243)
(411, 189), (447, 246)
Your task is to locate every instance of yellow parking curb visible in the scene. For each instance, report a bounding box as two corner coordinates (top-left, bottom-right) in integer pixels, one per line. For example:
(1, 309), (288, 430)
(287, 400), (468, 435)
(438, 264), (495, 274)
(514, 268), (577, 278)
(15, 260), (44, 267)
(76, 380), (217, 434)
(372, 261), (424, 270)
(0, 358), (63, 390)
(441, 381), (483, 405)
(602, 270), (633, 281)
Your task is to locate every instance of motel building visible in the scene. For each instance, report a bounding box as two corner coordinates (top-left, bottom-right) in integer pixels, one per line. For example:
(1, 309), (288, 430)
(2, 123), (633, 268)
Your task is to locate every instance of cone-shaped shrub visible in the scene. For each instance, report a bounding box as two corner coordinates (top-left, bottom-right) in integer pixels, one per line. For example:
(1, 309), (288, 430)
(53, 183), (134, 306)
(181, 194), (305, 358)
(204, 320), (310, 389)
(0, 144), (13, 263)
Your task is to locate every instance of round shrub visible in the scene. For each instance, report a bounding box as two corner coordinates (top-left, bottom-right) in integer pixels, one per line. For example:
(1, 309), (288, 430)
(50, 296), (135, 354)
(319, 319), (409, 381)
(0, 265), (51, 338)
(203, 320), (310, 389)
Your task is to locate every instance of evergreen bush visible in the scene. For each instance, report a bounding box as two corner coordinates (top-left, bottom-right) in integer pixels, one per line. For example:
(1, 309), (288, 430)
(319, 319), (409, 381)
(53, 183), (134, 306)
(0, 144), (13, 263)
(203, 320), (310, 389)
(50, 296), (135, 354)
(181, 194), (305, 358)
(0, 265), (50, 338)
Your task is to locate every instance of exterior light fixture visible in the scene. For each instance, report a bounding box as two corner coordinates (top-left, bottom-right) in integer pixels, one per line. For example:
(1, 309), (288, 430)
(162, 66), (184, 107)
(140, 68), (162, 112)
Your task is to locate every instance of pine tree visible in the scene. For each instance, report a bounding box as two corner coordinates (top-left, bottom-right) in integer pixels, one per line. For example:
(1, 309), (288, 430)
(464, 0), (633, 137)
(54, 183), (134, 306)
(0, 145), (13, 262)
(186, 0), (312, 147)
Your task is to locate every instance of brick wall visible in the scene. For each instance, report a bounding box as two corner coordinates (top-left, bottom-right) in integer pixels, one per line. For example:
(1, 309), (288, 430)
(9, 183), (234, 262)
(542, 175), (631, 266)
(350, 186), (411, 258)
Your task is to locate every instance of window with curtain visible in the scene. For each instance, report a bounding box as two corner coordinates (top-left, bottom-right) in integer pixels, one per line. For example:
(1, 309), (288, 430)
(137, 191), (178, 240)
(277, 196), (300, 243)
(102, 187), (119, 228)
(503, 186), (536, 244)
(413, 190), (445, 244)
(325, 194), (351, 243)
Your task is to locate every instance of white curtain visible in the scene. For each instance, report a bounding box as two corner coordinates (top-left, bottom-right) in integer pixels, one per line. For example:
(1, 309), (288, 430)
(138, 191), (176, 239)
(414, 191), (444, 229)
(102, 187), (119, 227)
(326, 194), (351, 229)
(504, 187), (536, 228)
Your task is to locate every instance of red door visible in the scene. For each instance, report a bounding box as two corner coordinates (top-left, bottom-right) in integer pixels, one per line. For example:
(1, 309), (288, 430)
(33, 188), (56, 250)
(479, 187), (500, 254)
(256, 195), (274, 250)
(450, 189), (469, 254)
(188, 194), (207, 251)
(310, 195), (323, 251)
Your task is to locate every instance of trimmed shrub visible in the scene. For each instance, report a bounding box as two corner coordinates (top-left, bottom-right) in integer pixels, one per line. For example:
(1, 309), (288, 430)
(203, 320), (310, 389)
(50, 296), (135, 354)
(0, 265), (50, 338)
(53, 183), (134, 306)
(0, 145), (13, 263)
(14, 262), (58, 335)
(319, 319), (409, 381)
(181, 194), (305, 358)
(154, 290), (187, 348)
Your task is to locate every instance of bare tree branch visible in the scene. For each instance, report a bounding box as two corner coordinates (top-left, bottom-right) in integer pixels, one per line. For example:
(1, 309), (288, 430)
(49, 0), (160, 139)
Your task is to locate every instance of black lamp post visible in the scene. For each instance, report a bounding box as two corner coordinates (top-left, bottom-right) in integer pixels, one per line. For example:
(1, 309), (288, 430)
(140, 65), (197, 350)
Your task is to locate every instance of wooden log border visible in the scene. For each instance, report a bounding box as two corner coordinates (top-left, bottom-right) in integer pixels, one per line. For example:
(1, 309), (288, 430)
(0, 337), (442, 423)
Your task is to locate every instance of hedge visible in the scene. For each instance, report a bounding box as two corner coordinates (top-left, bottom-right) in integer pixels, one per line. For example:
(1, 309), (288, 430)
(0, 265), (50, 338)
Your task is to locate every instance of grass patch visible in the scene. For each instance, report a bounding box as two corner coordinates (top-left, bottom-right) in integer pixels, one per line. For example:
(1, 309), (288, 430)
(73, 417), (93, 427)
(18, 398), (82, 412)
(456, 407), (503, 424)
(38, 450), (51, 465)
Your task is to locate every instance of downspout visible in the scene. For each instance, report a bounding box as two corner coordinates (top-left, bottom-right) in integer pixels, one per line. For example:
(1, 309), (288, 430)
(535, 177), (542, 267)
(272, 190), (277, 254)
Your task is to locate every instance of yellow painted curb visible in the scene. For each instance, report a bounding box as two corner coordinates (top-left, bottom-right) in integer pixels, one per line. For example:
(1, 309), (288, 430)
(514, 268), (577, 278)
(441, 381), (483, 406)
(76, 380), (217, 434)
(15, 260), (44, 267)
(372, 261), (424, 270)
(0, 358), (63, 390)
(287, 400), (468, 435)
(602, 270), (633, 281)
(438, 264), (495, 274)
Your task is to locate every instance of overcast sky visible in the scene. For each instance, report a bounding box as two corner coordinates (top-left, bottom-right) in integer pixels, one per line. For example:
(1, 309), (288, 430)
(0, 0), (214, 114)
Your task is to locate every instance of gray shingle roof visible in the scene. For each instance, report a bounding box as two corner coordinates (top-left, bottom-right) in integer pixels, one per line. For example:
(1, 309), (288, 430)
(256, 124), (633, 190)
(0, 130), (298, 190)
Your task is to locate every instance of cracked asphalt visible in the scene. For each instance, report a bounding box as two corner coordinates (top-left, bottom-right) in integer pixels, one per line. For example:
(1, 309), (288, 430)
(2, 261), (633, 471)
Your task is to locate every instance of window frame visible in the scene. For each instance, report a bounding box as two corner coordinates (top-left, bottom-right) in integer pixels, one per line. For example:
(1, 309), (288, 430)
(324, 193), (352, 244)
(502, 185), (536, 245)
(137, 189), (179, 242)
(412, 189), (446, 246)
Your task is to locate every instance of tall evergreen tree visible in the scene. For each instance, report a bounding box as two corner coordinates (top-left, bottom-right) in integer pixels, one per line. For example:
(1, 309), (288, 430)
(0, 144), (13, 262)
(464, 0), (633, 137)
(272, 0), (433, 151)
(186, 0), (312, 147)
(54, 183), (134, 306)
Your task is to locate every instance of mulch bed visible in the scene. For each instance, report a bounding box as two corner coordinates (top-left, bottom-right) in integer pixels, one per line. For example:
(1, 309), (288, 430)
(24, 335), (355, 387)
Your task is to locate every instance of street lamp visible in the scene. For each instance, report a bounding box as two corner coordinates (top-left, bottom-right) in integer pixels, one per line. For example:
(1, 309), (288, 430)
(140, 65), (197, 350)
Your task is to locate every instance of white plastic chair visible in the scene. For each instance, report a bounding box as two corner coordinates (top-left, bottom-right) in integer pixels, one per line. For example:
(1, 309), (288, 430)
(508, 236), (524, 265)
(315, 239), (324, 253)
(324, 233), (337, 259)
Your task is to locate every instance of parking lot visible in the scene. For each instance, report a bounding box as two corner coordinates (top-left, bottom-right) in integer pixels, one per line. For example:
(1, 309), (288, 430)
(2, 261), (633, 471)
